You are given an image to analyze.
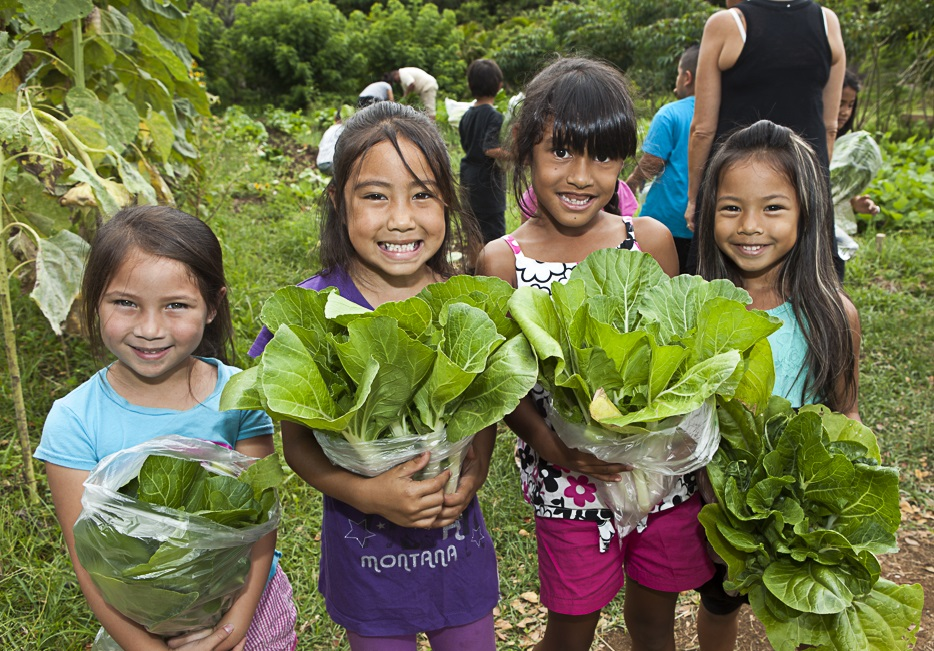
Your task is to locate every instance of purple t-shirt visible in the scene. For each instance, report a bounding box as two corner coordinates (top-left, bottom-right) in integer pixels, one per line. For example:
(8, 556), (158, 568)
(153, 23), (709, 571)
(251, 268), (500, 636)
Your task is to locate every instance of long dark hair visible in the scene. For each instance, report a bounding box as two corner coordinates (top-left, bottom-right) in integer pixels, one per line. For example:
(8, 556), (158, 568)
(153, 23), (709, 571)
(511, 56), (638, 209)
(319, 101), (478, 279)
(839, 69), (861, 137)
(696, 120), (856, 412)
(82, 206), (234, 364)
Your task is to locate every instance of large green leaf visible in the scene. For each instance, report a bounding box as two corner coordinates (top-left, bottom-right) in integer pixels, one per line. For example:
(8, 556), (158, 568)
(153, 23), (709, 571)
(20, 0), (93, 34)
(129, 13), (189, 82)
(30, 229), (91, 334)
(570, 247), (666, 332)
(138, 456), (204, 509)
(0, 32), (28, 79)
(639, 275), (751, 344)
(444, 334), (538, 441)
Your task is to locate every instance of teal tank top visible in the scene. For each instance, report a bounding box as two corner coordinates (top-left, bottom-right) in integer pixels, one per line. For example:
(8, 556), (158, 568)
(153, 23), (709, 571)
(766, 302), (814, 408)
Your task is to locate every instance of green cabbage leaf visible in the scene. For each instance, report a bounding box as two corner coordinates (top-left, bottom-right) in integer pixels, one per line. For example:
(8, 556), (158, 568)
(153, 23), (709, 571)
(699, 398), (924, 650)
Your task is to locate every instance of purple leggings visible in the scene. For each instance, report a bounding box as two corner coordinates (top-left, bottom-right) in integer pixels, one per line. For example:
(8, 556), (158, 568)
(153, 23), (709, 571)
(346, 612), (495, 651)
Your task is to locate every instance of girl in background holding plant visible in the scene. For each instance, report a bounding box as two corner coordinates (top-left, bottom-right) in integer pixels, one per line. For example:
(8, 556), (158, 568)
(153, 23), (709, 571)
(693, 119), (862, 649)
(477, 56), (717, 651)
(837, 69), (879, 218)
(251, 101), (499, 651)
(36, 207), (297, 651)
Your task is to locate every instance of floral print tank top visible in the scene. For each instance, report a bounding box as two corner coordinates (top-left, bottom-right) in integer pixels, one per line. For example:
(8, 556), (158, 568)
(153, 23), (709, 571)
(503, 217), (695, 552)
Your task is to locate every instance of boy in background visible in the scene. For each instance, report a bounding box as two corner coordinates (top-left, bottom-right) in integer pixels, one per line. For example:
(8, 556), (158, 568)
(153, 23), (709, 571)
(626, 44), (699, 273)
(458, 59), (508, 247)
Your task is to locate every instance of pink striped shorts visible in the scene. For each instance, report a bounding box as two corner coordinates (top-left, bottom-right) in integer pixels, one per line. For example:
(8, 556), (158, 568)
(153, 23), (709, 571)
(244, 565), (298, 651)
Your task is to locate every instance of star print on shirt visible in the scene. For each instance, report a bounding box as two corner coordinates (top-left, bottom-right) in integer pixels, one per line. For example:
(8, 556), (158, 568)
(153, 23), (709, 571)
(345, 518), (376, 548)
(471, 526), (485, 547)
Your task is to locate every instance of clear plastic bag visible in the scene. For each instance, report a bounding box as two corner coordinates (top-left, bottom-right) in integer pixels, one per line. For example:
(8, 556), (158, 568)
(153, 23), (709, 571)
(545, 399), (719, 537)
(75, 435), (280, 644)
(314, 428), (476, 494)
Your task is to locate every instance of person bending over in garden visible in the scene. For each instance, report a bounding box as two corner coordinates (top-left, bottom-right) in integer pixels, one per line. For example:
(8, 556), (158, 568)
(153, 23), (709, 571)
(692, 119), (861, 649)
(250, 101), (500, 651)
(626, 44), (699, 274)
(387, 66), (439, 119)
(357, 79), (394, 108)
(478, 56), (716, 651)
(36, 206), (297, 651)
(459, 58), (509, 246)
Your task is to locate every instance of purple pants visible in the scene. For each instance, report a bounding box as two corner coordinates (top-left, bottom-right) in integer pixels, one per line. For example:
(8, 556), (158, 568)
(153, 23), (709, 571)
(346, 612), (495, 651)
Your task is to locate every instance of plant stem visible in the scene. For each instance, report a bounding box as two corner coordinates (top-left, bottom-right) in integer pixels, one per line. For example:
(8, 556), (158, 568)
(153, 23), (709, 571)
(73, 18), (85, 91)
(0, 156), (39, 504)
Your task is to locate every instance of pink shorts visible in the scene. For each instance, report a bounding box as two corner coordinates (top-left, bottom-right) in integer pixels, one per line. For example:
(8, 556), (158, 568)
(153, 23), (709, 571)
(535, 493), (715, 615)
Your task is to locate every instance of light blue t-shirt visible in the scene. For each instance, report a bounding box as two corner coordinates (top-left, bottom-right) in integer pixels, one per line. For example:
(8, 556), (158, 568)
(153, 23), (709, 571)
(35, 357), (273, 471)
(640, 95), (695, 239)
(766, 302), (814, 408)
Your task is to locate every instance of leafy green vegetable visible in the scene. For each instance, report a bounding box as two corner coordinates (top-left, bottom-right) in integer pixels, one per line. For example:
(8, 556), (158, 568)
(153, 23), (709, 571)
(74, 447), (285, 637)
(221, 275), (538, 485)
(507, 248), (780, 434)
(699, 397), (924, 651)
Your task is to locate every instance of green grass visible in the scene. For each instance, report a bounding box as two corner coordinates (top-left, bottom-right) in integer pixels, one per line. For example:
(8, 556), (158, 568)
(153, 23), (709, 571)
(1, 125), (931, 649)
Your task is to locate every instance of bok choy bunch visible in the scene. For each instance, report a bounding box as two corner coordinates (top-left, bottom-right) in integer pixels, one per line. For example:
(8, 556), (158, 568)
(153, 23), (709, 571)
(700, 397), (924, 651)
(506, 248), (781, 531)
(220, 276), (538, 489)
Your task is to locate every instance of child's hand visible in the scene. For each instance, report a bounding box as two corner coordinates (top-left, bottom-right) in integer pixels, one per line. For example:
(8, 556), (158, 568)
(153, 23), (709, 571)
(435, 444), (487, 527)
(167, 624), (235, 650)
(537, 432), (631, 483)
(850, 194), (879, 215)
(364, 452), (449, 528)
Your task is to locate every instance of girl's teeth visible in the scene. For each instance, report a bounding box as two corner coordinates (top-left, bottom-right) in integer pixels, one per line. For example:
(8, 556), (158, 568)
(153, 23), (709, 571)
(382, 242), (418, 252)
(741, 245), (763, 252)
(561, 195), (590, 206)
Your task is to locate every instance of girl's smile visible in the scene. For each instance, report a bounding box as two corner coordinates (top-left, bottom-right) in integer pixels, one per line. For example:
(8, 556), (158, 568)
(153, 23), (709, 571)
(345, 137), (445, 296)
(714, 159), (799, 293)
(99, 247), (216, 395)
(530, 129), (623, 229)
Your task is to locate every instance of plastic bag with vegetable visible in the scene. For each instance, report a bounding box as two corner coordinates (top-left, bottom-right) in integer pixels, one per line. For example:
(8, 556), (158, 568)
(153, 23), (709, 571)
(74, 435), (284, 645)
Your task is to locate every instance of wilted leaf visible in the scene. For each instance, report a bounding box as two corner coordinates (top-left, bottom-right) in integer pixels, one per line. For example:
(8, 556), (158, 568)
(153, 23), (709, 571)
(30, 230), (90, 334)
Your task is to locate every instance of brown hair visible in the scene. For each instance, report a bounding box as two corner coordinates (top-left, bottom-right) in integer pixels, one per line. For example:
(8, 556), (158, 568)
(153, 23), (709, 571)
(82, 206), (234, 364)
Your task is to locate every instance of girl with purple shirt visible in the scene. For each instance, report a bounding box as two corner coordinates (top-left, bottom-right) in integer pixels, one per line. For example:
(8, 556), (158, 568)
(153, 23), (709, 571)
(251, 102), (498, 650)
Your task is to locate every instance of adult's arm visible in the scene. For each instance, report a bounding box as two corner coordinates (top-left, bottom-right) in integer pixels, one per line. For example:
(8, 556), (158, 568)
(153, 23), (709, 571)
(686, 11), (735, 230)
(822, 7), (847, 160)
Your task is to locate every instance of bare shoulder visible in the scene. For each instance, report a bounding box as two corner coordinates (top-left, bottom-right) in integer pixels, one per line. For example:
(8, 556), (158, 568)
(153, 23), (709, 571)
(839, 292), (861, 330)
(476, 237), (517, 287)
(631, 217), (678, 277)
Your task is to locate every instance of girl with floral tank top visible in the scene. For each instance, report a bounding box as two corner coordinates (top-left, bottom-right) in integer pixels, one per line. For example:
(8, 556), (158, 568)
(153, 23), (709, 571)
(477, 57), (714, 651)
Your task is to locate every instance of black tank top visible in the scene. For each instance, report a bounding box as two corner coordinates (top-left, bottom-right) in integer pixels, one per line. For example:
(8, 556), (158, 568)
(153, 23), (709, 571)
(714, 0), (831, 168)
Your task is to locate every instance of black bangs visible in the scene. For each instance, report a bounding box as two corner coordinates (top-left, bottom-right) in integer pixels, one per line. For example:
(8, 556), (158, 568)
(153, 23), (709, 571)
(546, 76), (637, 161)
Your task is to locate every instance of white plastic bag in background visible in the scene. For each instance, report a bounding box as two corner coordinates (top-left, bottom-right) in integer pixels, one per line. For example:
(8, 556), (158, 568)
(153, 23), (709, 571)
(76, 435), (280, 644)
(545, 399), (719, 537)
(444, 98), (475, 128)
(314, 427), (476, 494)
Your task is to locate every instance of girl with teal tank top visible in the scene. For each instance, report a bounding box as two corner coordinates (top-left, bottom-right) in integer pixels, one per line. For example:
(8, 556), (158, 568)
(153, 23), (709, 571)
(692, 120), (863, 648)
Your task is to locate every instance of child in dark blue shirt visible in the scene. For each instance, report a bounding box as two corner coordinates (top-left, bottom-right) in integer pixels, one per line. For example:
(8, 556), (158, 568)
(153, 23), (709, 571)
(459, 59), (508, 245)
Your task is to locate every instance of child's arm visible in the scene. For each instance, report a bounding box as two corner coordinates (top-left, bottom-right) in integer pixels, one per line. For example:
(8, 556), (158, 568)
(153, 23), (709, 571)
(437, 425), (496, 526)
(625, 153), (665, 194)
(838, 295), (862, 422)
(46, 464), (236, 651)
(281, 421), (449, 528)
(503, 397), (629, 481)
(200, 434), (279, 651)
(631, 217), (679, 277)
